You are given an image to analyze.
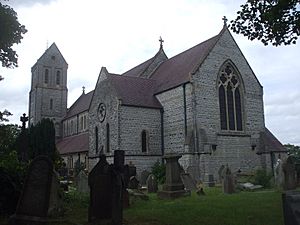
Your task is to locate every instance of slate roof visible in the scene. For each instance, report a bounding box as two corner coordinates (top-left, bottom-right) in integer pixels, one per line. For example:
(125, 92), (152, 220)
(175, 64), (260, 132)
(257, 128), (287, 154)
(64, 90), (94, 119)
(56, 132), (89, 155)
(151, 33), (222, 93)
(108, 74), (162, 109)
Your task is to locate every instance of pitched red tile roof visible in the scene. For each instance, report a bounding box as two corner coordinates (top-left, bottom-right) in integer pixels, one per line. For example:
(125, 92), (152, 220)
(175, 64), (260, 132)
(64, 90), (94, 119)
(108, 74), (162, 109)
(151, 32), (222, 93)
(56, 132), (89, 155)
(257, 128), (287, 154)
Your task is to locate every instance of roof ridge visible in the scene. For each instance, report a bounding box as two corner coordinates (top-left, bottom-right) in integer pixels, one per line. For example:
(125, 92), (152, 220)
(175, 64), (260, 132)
(110, 73), (156, 81)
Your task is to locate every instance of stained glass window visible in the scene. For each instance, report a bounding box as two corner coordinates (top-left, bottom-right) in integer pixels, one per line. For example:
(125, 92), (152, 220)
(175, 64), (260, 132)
(218, 63), (243, 131)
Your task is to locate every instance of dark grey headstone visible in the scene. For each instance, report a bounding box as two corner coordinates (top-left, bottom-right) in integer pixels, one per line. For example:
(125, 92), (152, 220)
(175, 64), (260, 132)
(283, 157), (297, 190)
(140, 170), (150, 185)
(181, 173), (197, 191)
(282, 191), (300, 225)
(223, 166), (235, 194)
(88, 154), (112, 222)
(75, 170), (89, 193)
(147, 174), (158, 193)
(128, 176), (139, 190)
(11, 156), (54, 224)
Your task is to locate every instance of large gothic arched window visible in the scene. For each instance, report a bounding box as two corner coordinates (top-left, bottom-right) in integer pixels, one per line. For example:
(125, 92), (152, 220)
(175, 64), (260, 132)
(218, 63), (243, 131)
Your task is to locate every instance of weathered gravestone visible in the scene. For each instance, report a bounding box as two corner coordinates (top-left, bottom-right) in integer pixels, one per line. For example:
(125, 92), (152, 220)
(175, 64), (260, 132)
(282, 191), (300, 225)
(140, 170), (150, 186)
(147, 174), (158, 193)
(275, 158), (284, 188)
(10, 156), (61, 224)
(283, 156), (297, 190)
(223, 166), (235, 194)
(218, 165), (225, 183)
(88, 151), (128, 225)
(75, 170), (89, 193)
(128, 176), (139, 190)
(88, 154), (112, 222)
(180, 173), (197, 191)
(158, 154), (190, 199)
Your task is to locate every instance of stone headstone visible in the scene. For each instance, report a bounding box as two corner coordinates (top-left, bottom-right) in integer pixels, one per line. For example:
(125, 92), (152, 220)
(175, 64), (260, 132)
(223, 166), (235, 194)
(128, 176), (139, 190)
(158, 154), (190, 199)
(282, 191), (300, 225)
(180, 173), (197, 191)
(147, 174), (158, 193)
(10, 156), (57, 224)
(140, 170), (150, 186)
(274, 158), (284, 188)
(218, 165), (225, 183)
(283, 157), (297, 190)
(128, 164), (137, 177)
(88, 154), (112, 222)
(75, 170), (89, 193)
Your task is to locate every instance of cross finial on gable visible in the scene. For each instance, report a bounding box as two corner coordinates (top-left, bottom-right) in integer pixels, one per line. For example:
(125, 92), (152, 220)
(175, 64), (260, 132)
(159, 36), (164, 49)
(82, 86), (85, 94)
(222, 16), (228, 26)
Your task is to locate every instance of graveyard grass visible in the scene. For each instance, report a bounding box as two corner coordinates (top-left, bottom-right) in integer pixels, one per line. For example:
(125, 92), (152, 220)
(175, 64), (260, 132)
(51, 187), (283, 225)
(0, 187), (284, 225)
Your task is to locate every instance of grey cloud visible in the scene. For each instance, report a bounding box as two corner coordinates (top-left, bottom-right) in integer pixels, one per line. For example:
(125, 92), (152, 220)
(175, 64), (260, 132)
(5, 0), (57, 8)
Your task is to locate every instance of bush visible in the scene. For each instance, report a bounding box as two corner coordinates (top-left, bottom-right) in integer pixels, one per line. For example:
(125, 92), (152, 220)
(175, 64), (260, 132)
(151, 160), (166, 184)
(253, 169), (273, 188)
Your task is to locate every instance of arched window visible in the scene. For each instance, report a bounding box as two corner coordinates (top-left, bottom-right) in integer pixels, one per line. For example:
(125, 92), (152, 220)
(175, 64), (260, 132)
(56, 71), (60, 85)
(45, 69), (49, 84)
(95, 126), (98, 154)
(106, 123), (110, 153)
(141, 130), (148, 152)
(218, 63), (243, 131)
(50, 98), (53, 110)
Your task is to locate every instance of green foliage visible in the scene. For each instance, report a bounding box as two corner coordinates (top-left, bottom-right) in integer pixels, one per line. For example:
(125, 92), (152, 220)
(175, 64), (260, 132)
(0, 2), (27, 68)
(0, 109), (12, 122)
(0, 124), (20, 154)
(253, 169), (273, 188)
(284, 144), (300, 159)
(0, 150), (28, 202)
(29, 118), (56, 160)
(151, 160), (166, 184)
(230, 0), (300, 46)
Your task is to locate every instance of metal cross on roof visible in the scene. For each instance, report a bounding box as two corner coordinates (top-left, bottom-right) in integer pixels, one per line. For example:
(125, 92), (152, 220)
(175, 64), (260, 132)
(222, 16), (228, 26)
(159, 36), (164, 48)
(82, 86), (85, 94)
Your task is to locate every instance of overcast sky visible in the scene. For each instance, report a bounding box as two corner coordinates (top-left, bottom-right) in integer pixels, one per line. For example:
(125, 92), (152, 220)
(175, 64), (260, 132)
(0, 0), (299, 145)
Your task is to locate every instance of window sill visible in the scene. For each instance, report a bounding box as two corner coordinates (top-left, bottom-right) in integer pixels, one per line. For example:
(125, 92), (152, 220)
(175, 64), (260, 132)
(217, 131), (250, 137)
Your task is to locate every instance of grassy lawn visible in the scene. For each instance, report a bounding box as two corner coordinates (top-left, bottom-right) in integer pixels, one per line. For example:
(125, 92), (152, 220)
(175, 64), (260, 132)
(0, 187), (284, 225)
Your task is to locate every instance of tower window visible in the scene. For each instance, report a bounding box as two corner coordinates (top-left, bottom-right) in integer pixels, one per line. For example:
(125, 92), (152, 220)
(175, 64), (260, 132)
(45, 69), (49, 84)
(50, 98), (53, 110)
(106, 123), (110, 153)
(141, 130), (148, 152)
(218, 63), (243, 131)
(56, 71), (60, 85)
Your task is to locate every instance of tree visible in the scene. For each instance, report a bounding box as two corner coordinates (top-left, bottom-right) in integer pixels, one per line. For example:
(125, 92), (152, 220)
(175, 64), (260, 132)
(230, 0), (300, 46)
(0, 109), (12, 122)
(0, 1), (27, 69)
(284, 144), (300, 159)
(0, 123), (20, 154)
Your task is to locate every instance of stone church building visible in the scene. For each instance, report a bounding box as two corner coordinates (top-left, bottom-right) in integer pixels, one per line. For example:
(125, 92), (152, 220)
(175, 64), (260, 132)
(28, 25), (286, 181)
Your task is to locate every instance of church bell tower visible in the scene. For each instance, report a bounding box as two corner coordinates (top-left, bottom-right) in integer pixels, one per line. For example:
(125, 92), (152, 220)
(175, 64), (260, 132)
(28, 43), (68, 138)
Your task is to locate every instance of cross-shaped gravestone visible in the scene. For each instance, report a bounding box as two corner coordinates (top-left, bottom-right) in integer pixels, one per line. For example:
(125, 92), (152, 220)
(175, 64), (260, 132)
(20, 113), (28, 130)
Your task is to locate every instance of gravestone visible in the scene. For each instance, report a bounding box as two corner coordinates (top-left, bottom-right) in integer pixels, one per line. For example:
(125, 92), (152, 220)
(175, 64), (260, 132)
(128, 176), (139, 190)
(140, 170), (150, 186)
(223, 166), (235, 194)
(218, 165), (225, 183)
(128, 163), (137, 177)
(180, 173), (197, 191)
(282, 191), (300, 225)
(274, 158), (284, 188)
(10, 156), (57, 224)
(158, 154), (190, 199)
(75, 170), (89, 193)
(283, 157), (297, 190)
(147, 174), (158, 193)
(88, 154), (112, 222)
